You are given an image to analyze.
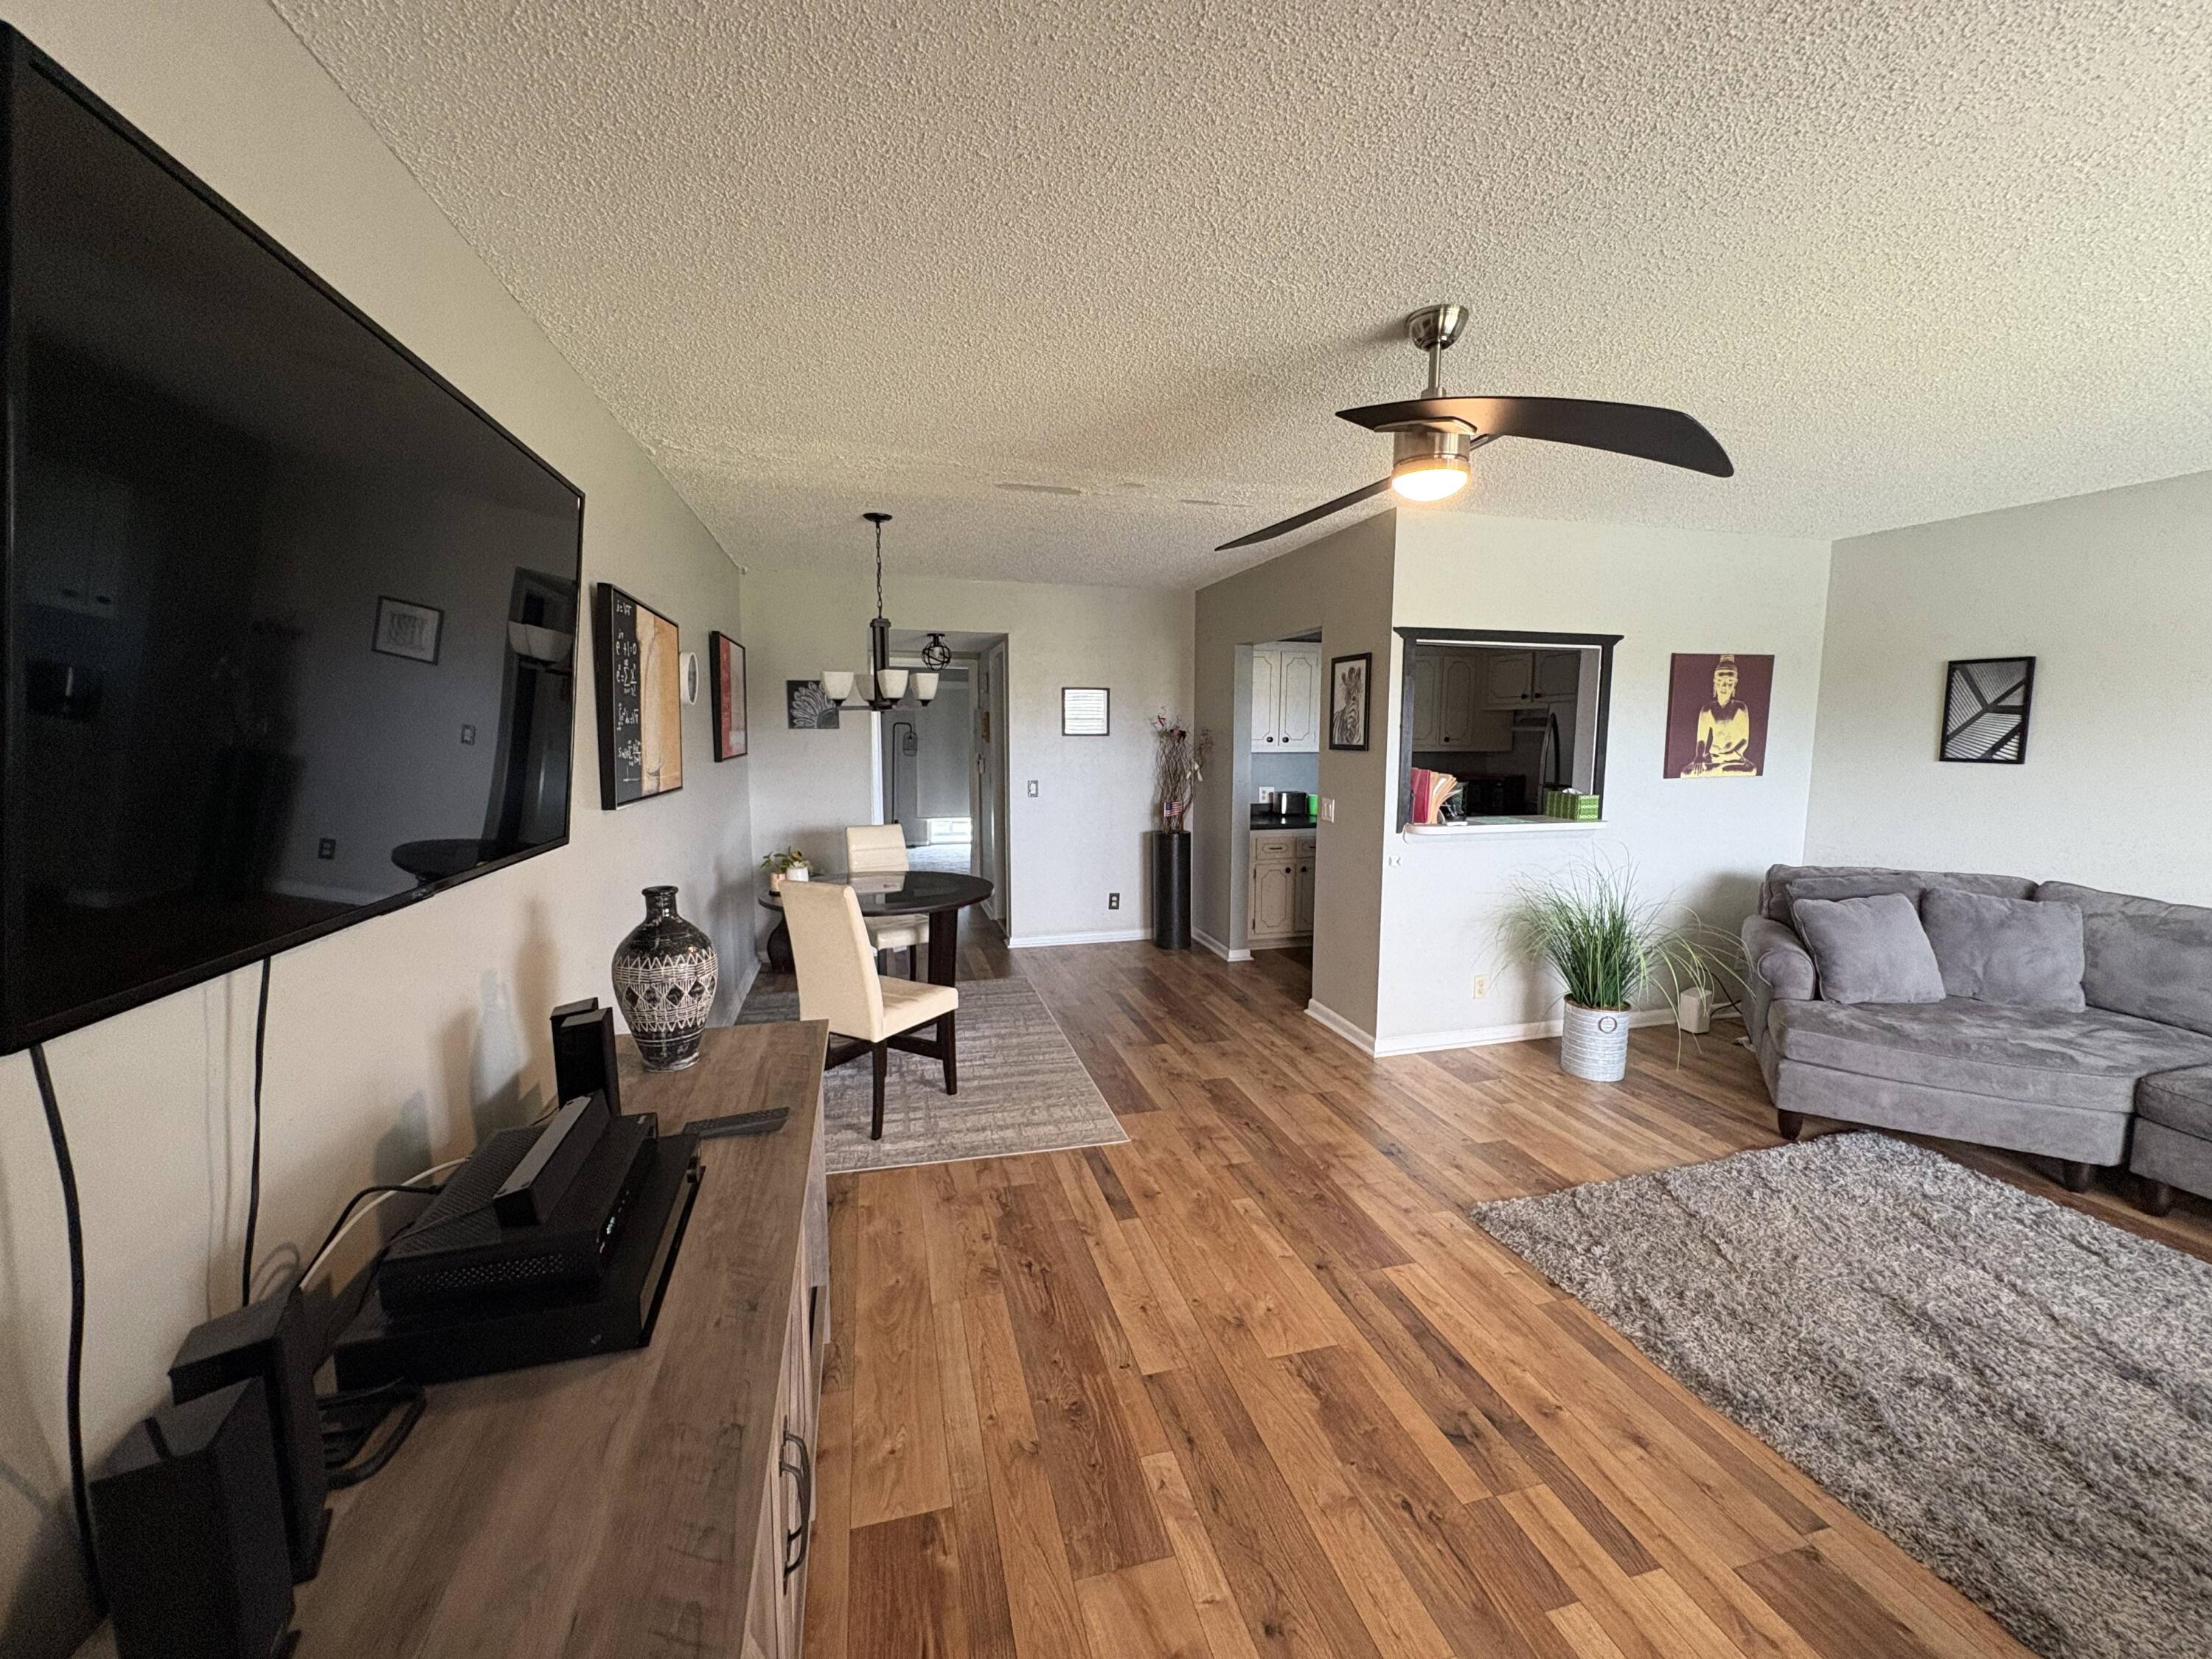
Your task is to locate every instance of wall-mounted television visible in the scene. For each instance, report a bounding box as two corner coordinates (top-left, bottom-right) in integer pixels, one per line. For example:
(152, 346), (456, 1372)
(1, 32), (587, 1051)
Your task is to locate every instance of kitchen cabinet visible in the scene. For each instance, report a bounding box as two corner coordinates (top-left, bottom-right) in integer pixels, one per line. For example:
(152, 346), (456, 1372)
(1251, 643), (1321, 753)
(1409, 646), (1512, 751)
(1249, 828), (1316, 945)
(1484, 648), (1582, 709)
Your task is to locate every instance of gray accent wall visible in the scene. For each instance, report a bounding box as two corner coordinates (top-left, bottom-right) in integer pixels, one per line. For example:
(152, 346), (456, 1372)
(1806, 470), (2212, 905)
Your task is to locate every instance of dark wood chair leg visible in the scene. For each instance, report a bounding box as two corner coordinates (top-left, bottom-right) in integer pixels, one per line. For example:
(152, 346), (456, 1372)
(2138, 1175), (2177, 1216)
(939, 1011), (958, 1096)
(2059, 1159), (2096, 1193)
(870, 1043), (888, 1140)
(1775, 1110), (1804, 1142)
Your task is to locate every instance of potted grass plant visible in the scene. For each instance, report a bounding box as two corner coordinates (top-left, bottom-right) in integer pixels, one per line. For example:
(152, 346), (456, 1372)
(1503, 858), (1744, 1081)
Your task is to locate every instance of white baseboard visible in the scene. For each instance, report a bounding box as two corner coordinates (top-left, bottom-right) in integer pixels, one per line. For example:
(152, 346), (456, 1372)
(1307, 1001), (1678, 1057)
(1007, 927), (1153, 948)
(1192, 928), (1253, 964)
(1305, 999), (1380, 1054)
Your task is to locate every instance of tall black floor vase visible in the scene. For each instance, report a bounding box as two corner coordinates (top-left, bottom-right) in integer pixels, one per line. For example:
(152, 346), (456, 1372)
(1152, 830), (1192, 950)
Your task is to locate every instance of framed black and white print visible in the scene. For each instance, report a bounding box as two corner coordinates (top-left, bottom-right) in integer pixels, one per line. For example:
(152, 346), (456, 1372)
(372, 596), (442, 663)
(1329, 652), (1371, 750)
(1941, 657), (2035, 763)
(1062, 687), (1110, 736)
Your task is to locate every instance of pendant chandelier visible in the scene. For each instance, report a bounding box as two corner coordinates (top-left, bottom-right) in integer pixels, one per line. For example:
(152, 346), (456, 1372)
(821, 511), (938, 712)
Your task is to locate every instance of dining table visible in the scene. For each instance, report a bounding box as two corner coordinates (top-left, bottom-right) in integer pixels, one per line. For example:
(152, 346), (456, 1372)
(758, 869), (995, 985)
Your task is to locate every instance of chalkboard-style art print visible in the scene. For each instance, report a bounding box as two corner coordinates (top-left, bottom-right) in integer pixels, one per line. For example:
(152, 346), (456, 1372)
(787, 680), (839, 730)
(1941, 657), (2035, 763)
(1664, 652), (1774, 778)
(711, 631), (747, 760)
(593, 583), (684, 807)
(372, 596), (442, 663)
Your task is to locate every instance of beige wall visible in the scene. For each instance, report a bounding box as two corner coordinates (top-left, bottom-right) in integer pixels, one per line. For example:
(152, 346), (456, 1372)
(1377, 512), (1831, 1048)
(744, 566), (1193, 944)
(1193, 512), (1398, 1030)
(1806, 470), (2212, 905)
(0, 5), (751, 1649)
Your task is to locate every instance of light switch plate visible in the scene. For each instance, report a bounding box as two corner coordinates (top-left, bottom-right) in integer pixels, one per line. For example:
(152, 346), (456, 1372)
(1319, 796), (1335, 822)
(1026, 779), (1039, 797)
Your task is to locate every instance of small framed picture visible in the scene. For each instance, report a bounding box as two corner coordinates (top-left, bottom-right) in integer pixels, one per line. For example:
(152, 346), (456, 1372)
(1329, 652), (1372, 751)
(711, 631), (748, 759)
(372, 596), (443, 664)
(1941, 657), (2035, 763)
(1062, 686), (1110, 736)
(787, 679), (839, 730)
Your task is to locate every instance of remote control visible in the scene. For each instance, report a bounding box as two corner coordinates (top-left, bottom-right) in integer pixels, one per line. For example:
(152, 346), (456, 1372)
(689, 1107), (789, 1140)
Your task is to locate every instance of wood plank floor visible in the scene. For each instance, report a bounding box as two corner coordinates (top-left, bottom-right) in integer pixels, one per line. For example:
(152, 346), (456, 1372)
(799, 923), (2211, 1659)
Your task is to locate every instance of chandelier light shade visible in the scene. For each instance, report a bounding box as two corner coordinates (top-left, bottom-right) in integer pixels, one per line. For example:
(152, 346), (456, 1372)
(913, 671), (940, 703)
(818, 512), (941, 709)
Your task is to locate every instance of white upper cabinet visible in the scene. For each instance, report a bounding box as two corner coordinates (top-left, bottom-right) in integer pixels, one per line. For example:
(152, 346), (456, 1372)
(1251, 642), (1321, 752)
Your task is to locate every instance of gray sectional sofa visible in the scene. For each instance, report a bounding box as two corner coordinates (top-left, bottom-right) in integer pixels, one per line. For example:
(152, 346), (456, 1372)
(1743, 865), (2212, 1211)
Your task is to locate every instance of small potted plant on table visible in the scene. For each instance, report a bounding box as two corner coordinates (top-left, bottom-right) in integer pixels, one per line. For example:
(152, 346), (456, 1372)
(760, 848), (811, 893)
(1504, 858), (1742, 1082)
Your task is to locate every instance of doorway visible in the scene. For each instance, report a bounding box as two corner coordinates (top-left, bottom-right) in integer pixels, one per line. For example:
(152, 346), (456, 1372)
(882, 629), (1012, 931)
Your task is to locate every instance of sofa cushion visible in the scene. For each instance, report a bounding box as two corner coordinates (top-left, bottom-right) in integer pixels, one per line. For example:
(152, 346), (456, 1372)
(1791, 894), (1946, 1005)
(1919, 888), (2086, 1010)
(2037, 882), (2212, 1037)
(1782, 872), (1929, 927)
(1767, 998), (2212, 1113)
(2138, 1066), (2212, 1139)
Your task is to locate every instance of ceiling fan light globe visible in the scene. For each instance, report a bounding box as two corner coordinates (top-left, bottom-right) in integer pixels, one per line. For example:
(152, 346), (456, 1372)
(1390, 458), (1470, 502)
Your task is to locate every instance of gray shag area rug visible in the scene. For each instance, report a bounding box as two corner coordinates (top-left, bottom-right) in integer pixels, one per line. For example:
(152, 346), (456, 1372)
(1472, 1133), (2212, 1659)
(737, 975), (1125, 1175)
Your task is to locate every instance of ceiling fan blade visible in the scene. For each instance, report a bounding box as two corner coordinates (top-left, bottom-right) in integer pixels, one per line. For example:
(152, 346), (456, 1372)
(1215, 477), (1393, 552)
(1338, 395), (1734, 478)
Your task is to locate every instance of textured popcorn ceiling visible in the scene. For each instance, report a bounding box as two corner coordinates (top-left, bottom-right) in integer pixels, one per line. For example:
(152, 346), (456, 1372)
(271, 0), (2212, 588)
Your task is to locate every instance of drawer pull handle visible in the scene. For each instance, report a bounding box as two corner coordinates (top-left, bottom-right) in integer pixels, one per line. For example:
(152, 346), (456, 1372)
(781, 1428), (813, 1577)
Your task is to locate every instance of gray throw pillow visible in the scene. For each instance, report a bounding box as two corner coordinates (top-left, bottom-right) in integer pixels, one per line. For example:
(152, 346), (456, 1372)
(1792, 893), (1947, 1005)
(1920, 887), (2087, 1009)
(1783, 873), (1928, 929)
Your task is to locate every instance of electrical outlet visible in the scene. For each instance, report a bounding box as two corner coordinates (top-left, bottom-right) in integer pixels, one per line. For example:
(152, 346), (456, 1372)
(1026, 779), (1039, 797)
(460, 723), (477, 745)
(317, 838), (336, 860)
(1472, 974), (1489, 1000)
(1108, 892), (1120, 911)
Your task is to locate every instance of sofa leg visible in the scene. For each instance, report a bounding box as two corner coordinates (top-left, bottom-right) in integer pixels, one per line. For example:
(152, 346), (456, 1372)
(1775, 1110), (1804, 1143)
(871, 1043), (888, 1140)
(2058, 1159), (2096, 1194)
(2139, 1176), (2178, 1217)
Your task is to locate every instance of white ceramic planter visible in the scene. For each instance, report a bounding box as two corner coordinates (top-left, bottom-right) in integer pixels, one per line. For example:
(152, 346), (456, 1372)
(1560, 1001), (1630, 1082)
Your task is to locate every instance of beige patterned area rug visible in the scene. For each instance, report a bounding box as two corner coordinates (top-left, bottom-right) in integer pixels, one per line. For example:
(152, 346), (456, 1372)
(736, 975), (1126, 1175)
(1472, 1133), (2212, 1659)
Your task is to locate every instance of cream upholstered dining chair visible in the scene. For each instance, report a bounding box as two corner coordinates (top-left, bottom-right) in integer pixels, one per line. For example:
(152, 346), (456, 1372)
(780, 879), (959, 1139)
(844, 824), (929, 977)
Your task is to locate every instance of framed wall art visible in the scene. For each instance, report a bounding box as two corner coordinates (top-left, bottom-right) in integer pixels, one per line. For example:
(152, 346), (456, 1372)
(1329, 651), (1372, 751)
(592, 582), (684, 807)
(1062, 686), (1110, 736)
(1663, 652), (1774, 778)
(1941, 657), (2034, 763)
(787, 679), (839, 729)
(710, 630), (747, 759)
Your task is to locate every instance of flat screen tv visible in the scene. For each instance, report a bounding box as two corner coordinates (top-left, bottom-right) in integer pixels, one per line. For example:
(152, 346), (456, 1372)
(1, 32), (586, 1051)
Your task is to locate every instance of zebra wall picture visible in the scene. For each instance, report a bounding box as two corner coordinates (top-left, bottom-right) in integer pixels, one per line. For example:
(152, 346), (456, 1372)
(1941, 657), (2035, 763)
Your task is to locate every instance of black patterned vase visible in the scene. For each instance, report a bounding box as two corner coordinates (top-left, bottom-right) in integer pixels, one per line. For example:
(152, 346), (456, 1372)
(611, 886), (719, 1071)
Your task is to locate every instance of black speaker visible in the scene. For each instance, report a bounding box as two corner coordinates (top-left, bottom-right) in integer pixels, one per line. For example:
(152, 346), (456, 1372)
(91, 1380), (299, 1659)
(170, 1283), (330, 1582)
(551, 998), (622, 1115)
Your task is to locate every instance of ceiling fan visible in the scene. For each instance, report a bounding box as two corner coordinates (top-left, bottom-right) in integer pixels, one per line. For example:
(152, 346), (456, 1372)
(1216, 303), (1733, 552)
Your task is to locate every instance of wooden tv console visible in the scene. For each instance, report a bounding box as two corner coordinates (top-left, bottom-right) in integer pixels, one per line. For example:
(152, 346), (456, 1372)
(80, 1019), (831, 1659)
